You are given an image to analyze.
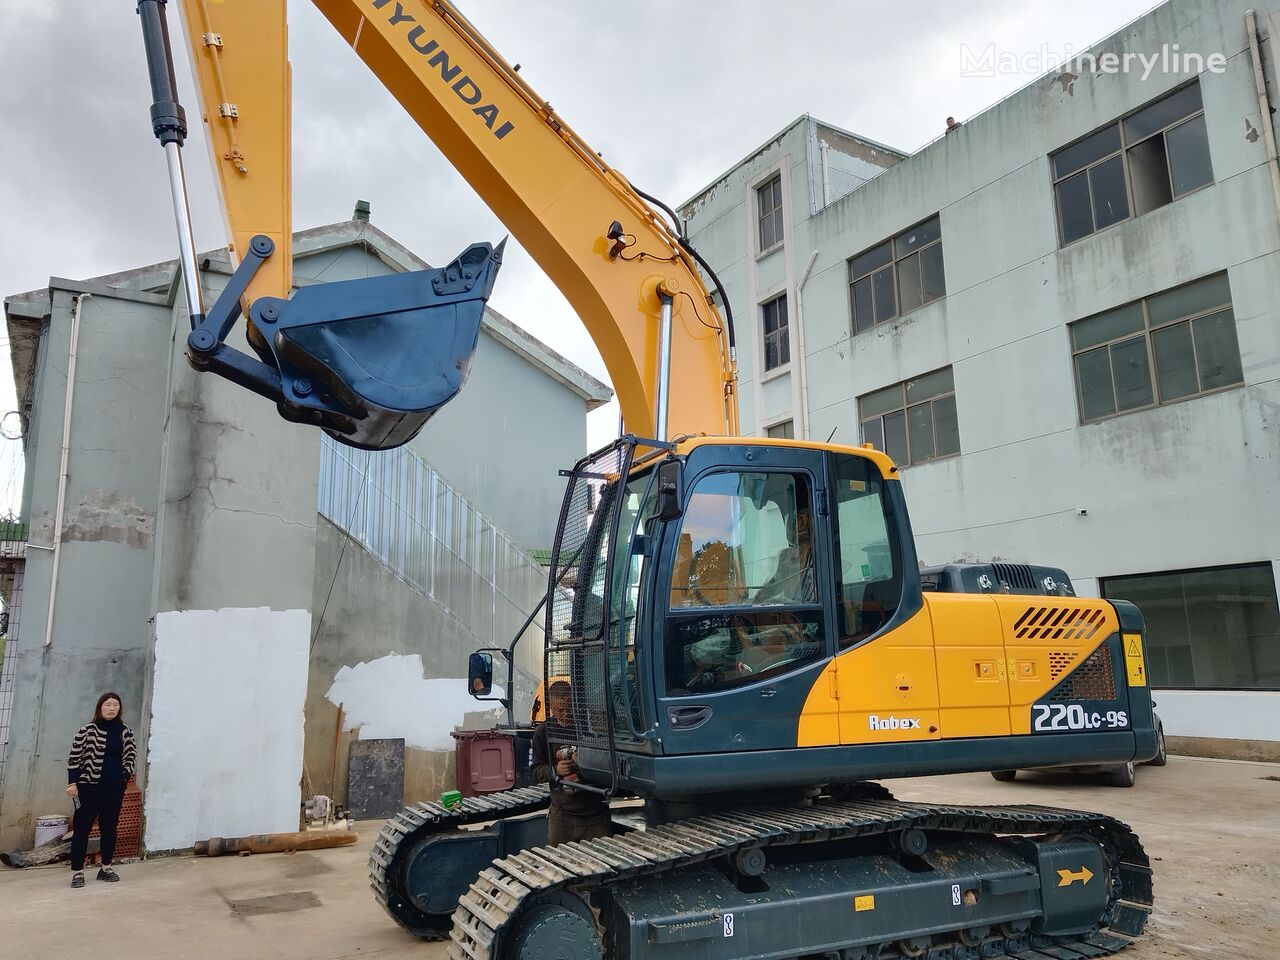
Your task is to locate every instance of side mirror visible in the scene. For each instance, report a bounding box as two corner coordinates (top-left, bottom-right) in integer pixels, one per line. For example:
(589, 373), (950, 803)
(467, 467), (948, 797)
(654, 459), (683, 522)
(467, 651), (494, 698)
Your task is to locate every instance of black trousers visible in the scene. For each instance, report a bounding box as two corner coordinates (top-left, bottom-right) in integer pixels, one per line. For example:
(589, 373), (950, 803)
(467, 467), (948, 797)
(70, 780), (126, 871)
(546, 802), (612, 846)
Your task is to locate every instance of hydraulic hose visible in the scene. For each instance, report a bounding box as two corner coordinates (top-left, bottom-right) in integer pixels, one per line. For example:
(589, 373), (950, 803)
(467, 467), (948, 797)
(632, 184), (737, 352)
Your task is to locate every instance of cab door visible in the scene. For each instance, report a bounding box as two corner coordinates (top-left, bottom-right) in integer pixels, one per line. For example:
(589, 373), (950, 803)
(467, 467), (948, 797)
(826, 452), (942, 746)
(654, 444), (839, 755)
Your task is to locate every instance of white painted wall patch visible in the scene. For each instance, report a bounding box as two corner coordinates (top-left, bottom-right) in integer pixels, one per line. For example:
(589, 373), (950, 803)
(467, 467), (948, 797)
(145, 607), (310, 852)
(325, 653), (503, 751)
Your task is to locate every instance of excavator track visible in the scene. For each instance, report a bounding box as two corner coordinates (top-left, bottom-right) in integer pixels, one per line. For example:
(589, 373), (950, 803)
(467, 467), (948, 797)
(371, 785), (552, 938)
(448, 798), (1151, 960)
(369, 780), (895, 939)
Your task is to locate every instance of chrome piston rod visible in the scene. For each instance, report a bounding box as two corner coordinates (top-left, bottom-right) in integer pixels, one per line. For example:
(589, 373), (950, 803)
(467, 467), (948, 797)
(137, 0), (206, 326)
(655, 293), (674, 441)
(163, 142), (206, 326)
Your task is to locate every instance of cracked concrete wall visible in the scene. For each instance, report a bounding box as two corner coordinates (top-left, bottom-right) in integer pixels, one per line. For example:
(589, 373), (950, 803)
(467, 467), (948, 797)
(153, 328), (319, 613)
(141, 260), (324, 849)
(153, 234), (339, 616)
(1, 237), (594, 846)
(304, 517), (534, 804)
(812, 124), (902, 210)
(0, 290), (171, 849)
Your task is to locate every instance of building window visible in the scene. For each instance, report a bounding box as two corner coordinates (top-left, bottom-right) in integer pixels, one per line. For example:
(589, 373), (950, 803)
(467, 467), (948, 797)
(1101, 563), (1280, 689)
(1071, 271), (1242, 423)
(766, 420), (794, 439)
(858, 366), (959, 466)
(762, 295), (790, 371)
(757, 174), (784, 252)
(849, 215), (945, 334)
(1053, 81), (1213, 245)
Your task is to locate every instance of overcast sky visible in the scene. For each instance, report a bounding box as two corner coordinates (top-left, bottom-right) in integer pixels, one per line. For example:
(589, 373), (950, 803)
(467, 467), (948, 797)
(0, 0), (1159, 504)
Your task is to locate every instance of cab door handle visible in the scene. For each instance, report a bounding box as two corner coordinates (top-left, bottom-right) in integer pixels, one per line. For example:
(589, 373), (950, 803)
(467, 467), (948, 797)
(668, 705), (712, 729)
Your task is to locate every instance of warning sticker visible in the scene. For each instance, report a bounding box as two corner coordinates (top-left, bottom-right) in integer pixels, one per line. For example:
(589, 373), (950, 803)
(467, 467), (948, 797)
(855, 895), (875, 912)
(1122, 633), (1147, 687)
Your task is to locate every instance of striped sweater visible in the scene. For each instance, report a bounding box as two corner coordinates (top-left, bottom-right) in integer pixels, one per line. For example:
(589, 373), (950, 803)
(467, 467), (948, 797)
(67, 721), (136, 784)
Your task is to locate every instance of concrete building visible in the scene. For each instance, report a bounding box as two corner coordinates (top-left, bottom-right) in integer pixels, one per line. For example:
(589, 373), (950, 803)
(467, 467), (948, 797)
(681, 0), (1280, 759)
(0, 216), (609, 849)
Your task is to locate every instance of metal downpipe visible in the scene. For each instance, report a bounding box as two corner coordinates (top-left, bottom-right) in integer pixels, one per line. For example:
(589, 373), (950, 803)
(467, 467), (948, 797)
(44, 294), (87, 647)
(1246, 10), (1280, 226)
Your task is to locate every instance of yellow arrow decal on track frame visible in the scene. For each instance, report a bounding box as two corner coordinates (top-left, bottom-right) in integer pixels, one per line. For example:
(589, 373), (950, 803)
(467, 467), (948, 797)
(1057, 866), (1094, 887)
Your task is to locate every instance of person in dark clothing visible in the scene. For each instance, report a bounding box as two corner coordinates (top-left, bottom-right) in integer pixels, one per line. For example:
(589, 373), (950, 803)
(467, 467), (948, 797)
(66, 691), (136, 888)
(530, 680), (611, 845)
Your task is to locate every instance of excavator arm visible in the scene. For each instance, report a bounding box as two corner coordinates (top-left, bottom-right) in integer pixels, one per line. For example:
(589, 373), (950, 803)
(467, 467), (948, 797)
(139, 0), (738, 447)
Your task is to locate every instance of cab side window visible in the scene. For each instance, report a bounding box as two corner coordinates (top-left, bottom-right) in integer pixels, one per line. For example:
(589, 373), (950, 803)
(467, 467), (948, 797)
(832, 454), (902, 647)
(665, 471), (824, 694)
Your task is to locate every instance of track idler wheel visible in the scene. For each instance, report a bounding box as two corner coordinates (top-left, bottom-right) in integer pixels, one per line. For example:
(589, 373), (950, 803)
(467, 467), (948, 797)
(503, 891), (600, 960)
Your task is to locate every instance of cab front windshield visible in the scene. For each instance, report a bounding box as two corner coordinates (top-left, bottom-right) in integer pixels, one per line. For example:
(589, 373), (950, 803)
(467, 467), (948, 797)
(665, 471), (823, 694)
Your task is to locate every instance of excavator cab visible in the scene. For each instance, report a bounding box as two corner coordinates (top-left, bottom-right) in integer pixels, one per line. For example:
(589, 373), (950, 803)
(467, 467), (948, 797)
(543, 436), (906, 798)
(543, 435), (1158, 806)
(185, 235), (505, 451)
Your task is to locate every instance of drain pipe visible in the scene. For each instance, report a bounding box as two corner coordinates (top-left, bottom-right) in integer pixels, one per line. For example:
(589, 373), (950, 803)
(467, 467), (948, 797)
(793, 252), (820, 441)
(819, 141), (832, 208)
(1246, 10), (1280, 225)
(44, 294), (86, 647)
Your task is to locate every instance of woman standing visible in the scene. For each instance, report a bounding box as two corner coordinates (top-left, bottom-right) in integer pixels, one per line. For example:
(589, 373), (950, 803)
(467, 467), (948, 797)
(66, 692), (135, 888)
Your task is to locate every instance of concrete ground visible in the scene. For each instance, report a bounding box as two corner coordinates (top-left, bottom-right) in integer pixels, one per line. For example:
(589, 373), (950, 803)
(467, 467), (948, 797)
(3, 756), (1277, 960)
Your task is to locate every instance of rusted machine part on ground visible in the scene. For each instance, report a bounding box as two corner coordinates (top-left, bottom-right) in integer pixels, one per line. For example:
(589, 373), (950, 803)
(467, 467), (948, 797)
(195, 828), (358, 857)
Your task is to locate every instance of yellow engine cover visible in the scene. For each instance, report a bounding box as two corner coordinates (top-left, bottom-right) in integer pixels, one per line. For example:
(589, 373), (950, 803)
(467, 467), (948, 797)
(798, 595), (1120, 747)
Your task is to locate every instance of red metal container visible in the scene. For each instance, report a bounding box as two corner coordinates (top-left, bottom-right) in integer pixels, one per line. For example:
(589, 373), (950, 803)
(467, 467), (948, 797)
(451, 729), (516, 797)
